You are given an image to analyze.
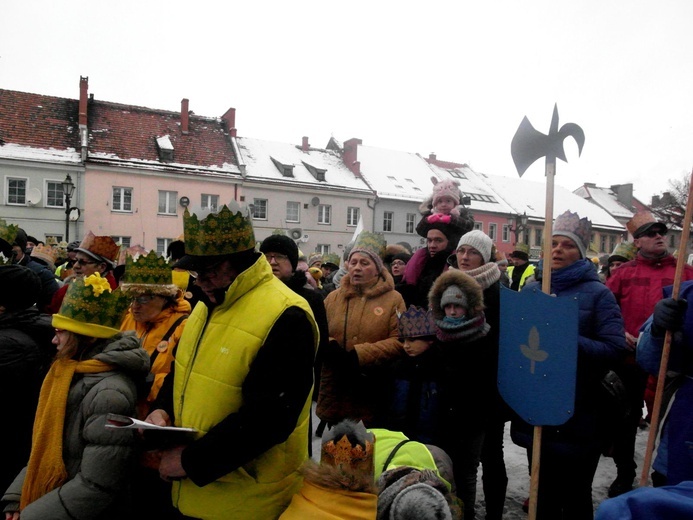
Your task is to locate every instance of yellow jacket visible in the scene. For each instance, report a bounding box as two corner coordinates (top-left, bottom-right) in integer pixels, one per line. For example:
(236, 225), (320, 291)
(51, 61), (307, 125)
(172, 257), (318, 520)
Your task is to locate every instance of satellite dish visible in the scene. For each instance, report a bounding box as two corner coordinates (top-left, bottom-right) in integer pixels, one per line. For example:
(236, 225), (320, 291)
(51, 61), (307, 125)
(68, 208), (81, 222)
(311, 196), (320, 207)
(289, 228), (303, 240)
(26, 188), (42, 206)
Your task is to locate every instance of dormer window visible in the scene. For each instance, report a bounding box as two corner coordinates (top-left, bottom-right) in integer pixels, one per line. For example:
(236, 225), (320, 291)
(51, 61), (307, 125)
(302, 161), (326, 182)
(156, 135), (174, 162)
(271, 156), (294, 177)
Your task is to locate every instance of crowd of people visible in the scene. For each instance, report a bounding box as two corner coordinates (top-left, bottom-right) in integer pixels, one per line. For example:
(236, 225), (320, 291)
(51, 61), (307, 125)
(0, 173), (690, 519)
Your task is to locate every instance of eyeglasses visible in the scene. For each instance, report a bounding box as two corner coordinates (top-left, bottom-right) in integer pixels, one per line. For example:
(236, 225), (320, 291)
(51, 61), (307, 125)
(73, 258), (99, 266)
(131, 295), (155, 306)
(265, 253), (289, 263)
(390, 260), (406, 267)
(641, 229), (667, 238)
(194, 259), (226, 279)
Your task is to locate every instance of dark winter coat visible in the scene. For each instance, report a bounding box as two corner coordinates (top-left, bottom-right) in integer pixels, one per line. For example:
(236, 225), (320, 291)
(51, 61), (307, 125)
(2, 332), (150, 520)
(398, 247), (453, 308)
(17, 255), (60, 313)
(512, 259), (626, 454)
(0, 308), (54, 493)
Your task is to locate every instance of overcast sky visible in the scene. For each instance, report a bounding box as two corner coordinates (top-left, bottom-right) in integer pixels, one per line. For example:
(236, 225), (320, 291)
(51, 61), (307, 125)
(2, 1), (692, 204)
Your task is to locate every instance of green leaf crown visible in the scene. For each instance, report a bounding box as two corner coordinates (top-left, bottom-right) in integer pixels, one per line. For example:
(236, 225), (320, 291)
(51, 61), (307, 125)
(183, 205), (256, 256)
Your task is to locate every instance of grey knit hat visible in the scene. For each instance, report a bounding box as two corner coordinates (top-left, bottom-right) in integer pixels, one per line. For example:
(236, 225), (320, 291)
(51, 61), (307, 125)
(456, 230), (493, 264)
(440, 285), (468, 309)
(377, 467), (454, 520)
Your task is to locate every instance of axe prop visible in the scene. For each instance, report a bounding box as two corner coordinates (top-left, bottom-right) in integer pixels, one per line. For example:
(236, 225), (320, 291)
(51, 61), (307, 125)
(510, 104), (585, 520)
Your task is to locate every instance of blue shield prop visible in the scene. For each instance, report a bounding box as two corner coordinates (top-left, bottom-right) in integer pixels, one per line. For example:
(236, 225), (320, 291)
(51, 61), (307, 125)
(498, 286), (579, 426)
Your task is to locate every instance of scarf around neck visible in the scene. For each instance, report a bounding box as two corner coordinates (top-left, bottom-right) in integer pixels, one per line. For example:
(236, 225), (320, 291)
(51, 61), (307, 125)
(550, 258), (598, 293)
(21, 357), (115, 509)
(463, 262), (501, 290)
(435, 312), (490, 343)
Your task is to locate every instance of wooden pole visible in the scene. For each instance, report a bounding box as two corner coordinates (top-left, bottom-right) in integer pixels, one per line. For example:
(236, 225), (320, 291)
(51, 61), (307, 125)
(639, 168), (693, 487)
(527, 160), (556, 520)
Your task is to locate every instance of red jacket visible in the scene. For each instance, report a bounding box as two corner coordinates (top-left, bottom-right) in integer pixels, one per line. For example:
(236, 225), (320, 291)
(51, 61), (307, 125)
(606, 254), (693, 337)
(46, 271), (118, 315)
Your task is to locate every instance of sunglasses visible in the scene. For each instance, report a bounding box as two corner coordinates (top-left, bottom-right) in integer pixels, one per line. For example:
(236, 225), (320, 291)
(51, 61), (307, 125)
(131, 295), (155, 305)
(641, 229), (667, 238)
(73, 258), (99, 266)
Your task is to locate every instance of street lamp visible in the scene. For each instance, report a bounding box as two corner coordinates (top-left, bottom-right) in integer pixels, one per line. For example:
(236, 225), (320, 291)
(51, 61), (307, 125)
(62, 174), (76, 243)
(508, 212), (529, 244)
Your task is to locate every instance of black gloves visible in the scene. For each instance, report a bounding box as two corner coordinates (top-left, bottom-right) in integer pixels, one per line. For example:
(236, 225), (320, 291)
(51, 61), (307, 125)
(323, 340), (359, 372)
(651, 298), (688, 337)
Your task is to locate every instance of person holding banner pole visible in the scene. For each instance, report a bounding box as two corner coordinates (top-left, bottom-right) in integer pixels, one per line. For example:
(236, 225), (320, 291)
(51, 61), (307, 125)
(510, 211), (626, 520)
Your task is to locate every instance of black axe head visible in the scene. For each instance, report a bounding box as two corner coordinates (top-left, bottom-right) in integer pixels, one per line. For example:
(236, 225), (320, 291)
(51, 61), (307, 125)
(511, 105), (585, 177)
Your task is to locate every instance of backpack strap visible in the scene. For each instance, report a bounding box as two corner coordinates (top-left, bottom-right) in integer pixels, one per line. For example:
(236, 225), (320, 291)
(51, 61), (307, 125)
(382, 439), (413, 473)
(148, 314), (188, 367)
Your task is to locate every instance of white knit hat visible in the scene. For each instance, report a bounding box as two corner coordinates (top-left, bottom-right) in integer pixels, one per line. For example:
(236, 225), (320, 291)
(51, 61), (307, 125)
(456, 230), (493, 264)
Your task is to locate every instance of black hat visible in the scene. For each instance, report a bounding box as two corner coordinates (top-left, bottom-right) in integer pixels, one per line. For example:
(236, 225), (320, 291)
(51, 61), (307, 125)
(0, 265), (41, 311)
(13, 228), (28, 251)
(259, 235), (299, 271)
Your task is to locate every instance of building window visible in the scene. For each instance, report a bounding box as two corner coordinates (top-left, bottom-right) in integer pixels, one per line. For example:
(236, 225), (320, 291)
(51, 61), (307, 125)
(406, 213), (416, 234)
(600, 234), (607, 253)
(347, 207), (360, 227)
(286, 201), (300, 223)
(318, 204), (331, 225)
(534, 228), (542, 247)
(383, 211), (394, 232)
(46, 181), (65, 208)
(317, 244), (330, 255)
(502, 224), (510, 243)
(201, 194), (218, 211)
(669, 233), (676, 249)
(609, 235), (617, 253)
(522, 229), (530, 244)
(474, 222), (483, 231)
(158, 191), (177, 215)
(156, 238), (173, 255)
(7, 178), (27, 205)
(488, 223), (497, 241)
(112, 236), (131, 248)
(252, 198), (268, 220)
(112, 187), (133, 212)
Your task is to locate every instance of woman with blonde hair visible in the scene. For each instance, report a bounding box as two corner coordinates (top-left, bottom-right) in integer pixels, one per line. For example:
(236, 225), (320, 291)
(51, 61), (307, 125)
(2, 273), (149, 520)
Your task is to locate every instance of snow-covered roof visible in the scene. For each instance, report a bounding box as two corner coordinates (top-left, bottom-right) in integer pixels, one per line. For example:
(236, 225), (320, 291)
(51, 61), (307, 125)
(0, 142), (81, 165)
(478, 174), (625, 230)
(573, 185), (635, 219)
(236, 137), (372, 194)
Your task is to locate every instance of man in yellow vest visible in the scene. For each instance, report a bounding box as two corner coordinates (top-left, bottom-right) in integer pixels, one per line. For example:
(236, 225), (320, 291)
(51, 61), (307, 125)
(506, 243), (535, 291)
(146, 204), (319, 520)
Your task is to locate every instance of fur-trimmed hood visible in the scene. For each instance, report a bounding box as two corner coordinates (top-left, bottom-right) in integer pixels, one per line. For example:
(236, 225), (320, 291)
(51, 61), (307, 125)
(428, 269), (485, 320)
(340, 268), (396, 300)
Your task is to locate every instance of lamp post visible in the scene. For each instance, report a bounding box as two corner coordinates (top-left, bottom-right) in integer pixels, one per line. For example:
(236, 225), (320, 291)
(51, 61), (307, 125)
(62, 174), (76, 243)
(508, 211), (529, 244)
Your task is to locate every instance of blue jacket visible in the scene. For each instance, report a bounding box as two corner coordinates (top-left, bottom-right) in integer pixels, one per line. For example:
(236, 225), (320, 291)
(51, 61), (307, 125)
(637, 280), (693, 484)
(512, 259), (626, 453)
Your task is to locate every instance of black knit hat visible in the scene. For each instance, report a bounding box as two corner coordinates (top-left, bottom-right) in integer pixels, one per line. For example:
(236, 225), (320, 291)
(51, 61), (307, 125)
(259, 235), (299, 271)
(13, 228), (28, 251)
(0, 265), (41, 311)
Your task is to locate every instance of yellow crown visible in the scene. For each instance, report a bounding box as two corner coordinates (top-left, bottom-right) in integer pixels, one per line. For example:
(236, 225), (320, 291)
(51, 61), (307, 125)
(31, 244), (59, 268)
(183, 205), (256, 256)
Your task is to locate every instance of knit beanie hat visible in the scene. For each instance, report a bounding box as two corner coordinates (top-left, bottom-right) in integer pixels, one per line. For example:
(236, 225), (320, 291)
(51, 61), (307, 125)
(431, 178), (461, 208)
(553, 210), (591, 259)
(440, 285), (467, 309)
(0, 265), (41, 311)
(14, 228), (28, 251)
(456, 230), (493, 264)
(259, 234), (299, 270)
(377, 467), (455, 520)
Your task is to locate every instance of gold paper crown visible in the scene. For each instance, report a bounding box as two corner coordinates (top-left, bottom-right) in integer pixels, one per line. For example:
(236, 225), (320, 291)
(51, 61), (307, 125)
(183, 205), (255, 256)
(321, 421), (375, 476)
(512, 242), (530, 254)
(323, 253), (341, 267)
(121, 250), (178, 296)
(52, 273), (130, 338)
(626, 211), (666, 237)
(610, 241), (637, 262)
(31, 243), (59, 267)
(553, 210), (592, 249)
(78, 231), (121, 264)
(352, 231), (387, 259)
(0, 218), (19, 253)
(117, 245), (148, 266)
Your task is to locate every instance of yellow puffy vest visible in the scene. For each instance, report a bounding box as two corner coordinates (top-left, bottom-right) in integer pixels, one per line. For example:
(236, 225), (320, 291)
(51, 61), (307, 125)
(172, 257), (318, 520)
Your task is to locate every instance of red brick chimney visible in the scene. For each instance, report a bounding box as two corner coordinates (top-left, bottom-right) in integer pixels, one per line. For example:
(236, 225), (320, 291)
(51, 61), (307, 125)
(343, 137), (362, 177)
(79, 76), (89, 126)
(181, 98), (189, 134)
(221, 107), (237, 137)
(302, 136), (309, 152)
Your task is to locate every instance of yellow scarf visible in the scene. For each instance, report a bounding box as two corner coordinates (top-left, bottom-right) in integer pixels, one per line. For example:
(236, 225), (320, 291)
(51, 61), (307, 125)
(20, 358), (115, 510)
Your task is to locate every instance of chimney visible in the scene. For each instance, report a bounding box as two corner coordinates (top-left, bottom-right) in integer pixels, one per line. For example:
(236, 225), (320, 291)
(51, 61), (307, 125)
(610, 183), (633, 208)
(343, 137), (362, 177)
(221, 107), (237, 137)
(429, 152), (437, 161)
(181, 98), (189, 134)
(79, 76), (89, 126)
(302, 136), (310, 152)
(584, 182), (596, 188)
(651, 195), (661, 206)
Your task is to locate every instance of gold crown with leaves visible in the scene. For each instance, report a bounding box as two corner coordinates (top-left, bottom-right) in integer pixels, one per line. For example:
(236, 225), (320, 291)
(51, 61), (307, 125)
(52, 273), (131, 338)
(121, 250), (178, 297)
(31, 243), (59, 268)
(183, 205), (256, 256)
(320, 420), (375, 475)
